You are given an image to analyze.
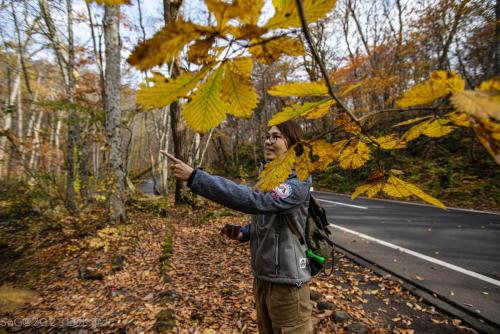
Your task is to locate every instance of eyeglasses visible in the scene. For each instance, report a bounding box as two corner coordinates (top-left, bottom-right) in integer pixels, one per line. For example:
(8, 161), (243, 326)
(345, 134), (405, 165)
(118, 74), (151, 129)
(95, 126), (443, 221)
(264, 134), (284, 144)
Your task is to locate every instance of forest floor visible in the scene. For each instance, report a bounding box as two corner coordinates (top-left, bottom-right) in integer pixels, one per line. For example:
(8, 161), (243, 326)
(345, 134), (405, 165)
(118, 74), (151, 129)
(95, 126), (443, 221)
(0, 195), (480, 334)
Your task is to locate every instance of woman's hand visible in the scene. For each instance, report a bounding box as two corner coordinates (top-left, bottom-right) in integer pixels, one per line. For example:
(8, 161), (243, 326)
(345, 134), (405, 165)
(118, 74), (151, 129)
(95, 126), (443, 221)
(221, 224), (245, 241)
(160, 150), (194, 181)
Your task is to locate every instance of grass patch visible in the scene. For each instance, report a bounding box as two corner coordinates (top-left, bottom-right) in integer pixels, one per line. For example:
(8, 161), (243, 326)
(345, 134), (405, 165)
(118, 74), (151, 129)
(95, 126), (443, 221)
(0, 285), (38, 313)
(128, 193), (171, 217)
(159, 230), (174, 279)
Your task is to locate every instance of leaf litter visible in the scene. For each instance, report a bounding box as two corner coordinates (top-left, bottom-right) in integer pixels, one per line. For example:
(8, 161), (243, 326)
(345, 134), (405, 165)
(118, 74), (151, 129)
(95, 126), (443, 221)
(0, 199), (478, 333)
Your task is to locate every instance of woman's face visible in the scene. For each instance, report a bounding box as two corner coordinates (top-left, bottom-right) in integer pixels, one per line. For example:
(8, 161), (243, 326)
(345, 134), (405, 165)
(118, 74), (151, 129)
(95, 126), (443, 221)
(264, 126), (288, 162)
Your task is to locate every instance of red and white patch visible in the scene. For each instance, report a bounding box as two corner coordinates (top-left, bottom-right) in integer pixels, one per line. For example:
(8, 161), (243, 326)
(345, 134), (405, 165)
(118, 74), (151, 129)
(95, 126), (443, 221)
(271, 183), (292, 199)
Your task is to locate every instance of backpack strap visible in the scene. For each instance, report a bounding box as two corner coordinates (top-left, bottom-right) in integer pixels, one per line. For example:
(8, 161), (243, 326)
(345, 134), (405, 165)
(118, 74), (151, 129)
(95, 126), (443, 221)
(309, 195), (332, 235)
(309, 195), (336, 276)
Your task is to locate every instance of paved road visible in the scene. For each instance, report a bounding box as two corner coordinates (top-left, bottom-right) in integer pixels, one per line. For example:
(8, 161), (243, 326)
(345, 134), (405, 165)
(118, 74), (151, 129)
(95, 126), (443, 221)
(313, 191), (500, 329)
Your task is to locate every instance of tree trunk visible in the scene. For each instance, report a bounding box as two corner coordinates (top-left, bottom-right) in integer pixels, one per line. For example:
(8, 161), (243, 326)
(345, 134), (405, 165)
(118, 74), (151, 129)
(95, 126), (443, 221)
(38, 0), (68, 86)
(78, 121), (90, 202)
(104, 4), (126, 223)
(93, 124), (100, 178)
(38, 0), (65, 178)
(494, 0), (500, 76)
(54, 113), (62, 175)
(65, 0), (78, 212)
(29, 111), (44, 171)
(0, 71), (20, 176)
(163, 0), (186, 205)
(198, 129), (214, 167)
(158, 107), (171, 196)
(189, 132), (201, 166)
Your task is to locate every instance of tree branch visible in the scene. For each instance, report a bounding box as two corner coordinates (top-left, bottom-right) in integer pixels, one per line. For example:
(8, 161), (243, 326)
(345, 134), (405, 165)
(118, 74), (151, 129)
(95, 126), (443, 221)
(294, 0), (355, 119)
(294, 0), (381, 147)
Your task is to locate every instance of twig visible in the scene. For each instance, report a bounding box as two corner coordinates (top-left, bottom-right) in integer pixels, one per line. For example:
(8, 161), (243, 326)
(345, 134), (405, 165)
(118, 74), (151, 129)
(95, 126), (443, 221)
(294, 0), (357, 122)
(294, 0), (380, 147)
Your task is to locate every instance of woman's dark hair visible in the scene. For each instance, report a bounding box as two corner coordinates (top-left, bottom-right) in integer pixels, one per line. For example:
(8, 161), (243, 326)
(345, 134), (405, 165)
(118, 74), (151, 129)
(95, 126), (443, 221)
(275, 120), (304, 155)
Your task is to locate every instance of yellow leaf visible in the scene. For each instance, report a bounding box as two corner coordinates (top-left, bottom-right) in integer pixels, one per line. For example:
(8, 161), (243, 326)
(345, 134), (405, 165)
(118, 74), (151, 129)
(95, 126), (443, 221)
(249, 36), (304, 64)
(235, 0), (264, 25)
(335, 114), (361, 134)
(296, 145), (313, 180)
(128, 21), (208, 71)
(256, 149), (296, 191)
(383, 176), (446, 209)
(451, 90), (500, 121)
(137, 68), (210, 109)
(339, 81), (364, 96)
(445, 112), (471, 127)
(87, 0), (130, 5)
(352, 181), (384, 199)
(401, 118), (453, 142)
(205, 0), (239, 28)
(268, 99), (333, 126)
(311, 139), (347, 170)
(469, 117), (500, 165)
(422, 119), (456, 138)
(389, 169), (404, 175)
(481, 117), (500, 134)
(401, 120), (431, 142)
(227, 57), (253, 78)
(382, 177), (412, 198)
(374, 134), (406, 149)
(479, 78), (500, 93)
(265, 0), (337, 29)
(393, 116), (433, 127)
(268, 81), (328, 97)
(221, 61), (259, 118)
(182, 66), (226, 133)
(396, 71), (465, 108)
(338, 140), (371, 169)
(272, 0), (287, 10)
(187, 37), (215, 64)
(226, 24), (268, 40)
(306, 99), (336, 119)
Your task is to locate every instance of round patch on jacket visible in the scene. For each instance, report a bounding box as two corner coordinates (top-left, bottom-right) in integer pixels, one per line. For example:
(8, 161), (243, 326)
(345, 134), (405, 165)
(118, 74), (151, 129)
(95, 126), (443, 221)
(271, 183), (292, 199)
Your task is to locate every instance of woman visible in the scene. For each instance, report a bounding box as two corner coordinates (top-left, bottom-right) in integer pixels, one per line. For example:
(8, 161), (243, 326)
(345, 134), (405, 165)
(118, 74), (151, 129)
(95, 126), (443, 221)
(161, 121), (313, 334)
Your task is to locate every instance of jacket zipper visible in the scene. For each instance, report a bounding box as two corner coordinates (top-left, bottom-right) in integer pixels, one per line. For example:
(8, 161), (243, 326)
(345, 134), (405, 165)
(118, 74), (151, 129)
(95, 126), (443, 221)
(274, 233), (280, 275)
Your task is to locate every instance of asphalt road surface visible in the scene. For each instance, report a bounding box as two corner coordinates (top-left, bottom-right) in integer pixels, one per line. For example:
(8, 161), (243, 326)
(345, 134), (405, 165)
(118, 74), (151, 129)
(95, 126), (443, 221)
(313, 190), (500, 329)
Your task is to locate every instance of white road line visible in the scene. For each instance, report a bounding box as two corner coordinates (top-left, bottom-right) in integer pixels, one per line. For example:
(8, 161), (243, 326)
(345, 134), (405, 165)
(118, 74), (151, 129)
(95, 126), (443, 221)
(314, 190), (500, 215)
(329, 223), (500, 288)
(318, 199), (368, 210)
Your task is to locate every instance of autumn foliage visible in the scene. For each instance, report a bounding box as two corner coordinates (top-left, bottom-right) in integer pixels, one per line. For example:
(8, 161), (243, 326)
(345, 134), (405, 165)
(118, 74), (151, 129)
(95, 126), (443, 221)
(90, 0), (494, 210)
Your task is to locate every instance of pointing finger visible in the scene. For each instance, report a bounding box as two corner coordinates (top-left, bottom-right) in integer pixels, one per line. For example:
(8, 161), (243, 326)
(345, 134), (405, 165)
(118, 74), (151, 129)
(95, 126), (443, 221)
(160, 150), (180, 163)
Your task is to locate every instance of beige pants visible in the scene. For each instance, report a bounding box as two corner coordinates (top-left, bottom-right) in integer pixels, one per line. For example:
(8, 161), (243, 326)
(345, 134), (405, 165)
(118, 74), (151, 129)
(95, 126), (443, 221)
(253, 278), (313, 334)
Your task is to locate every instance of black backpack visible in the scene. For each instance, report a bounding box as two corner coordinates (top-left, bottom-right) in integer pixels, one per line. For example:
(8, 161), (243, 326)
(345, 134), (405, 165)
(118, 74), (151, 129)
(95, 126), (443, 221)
(287, 195), (335, 276)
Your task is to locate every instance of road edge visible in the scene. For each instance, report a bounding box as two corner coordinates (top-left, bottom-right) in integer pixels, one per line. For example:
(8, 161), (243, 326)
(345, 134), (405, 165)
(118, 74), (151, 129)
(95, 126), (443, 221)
(313, 190), (500, 216)
(333, 243), (500, 334)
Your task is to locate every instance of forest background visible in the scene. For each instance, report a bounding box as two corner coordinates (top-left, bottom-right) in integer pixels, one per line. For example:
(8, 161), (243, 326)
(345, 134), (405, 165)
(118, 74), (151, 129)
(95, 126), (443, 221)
(0, 0), (498, 332)
(1, 0), (499, 225)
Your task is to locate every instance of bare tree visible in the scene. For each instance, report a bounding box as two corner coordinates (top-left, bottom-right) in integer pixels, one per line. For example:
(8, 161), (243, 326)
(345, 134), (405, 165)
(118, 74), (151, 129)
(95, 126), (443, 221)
(103, 3), (126, 223)
(65, 0), (78, 211)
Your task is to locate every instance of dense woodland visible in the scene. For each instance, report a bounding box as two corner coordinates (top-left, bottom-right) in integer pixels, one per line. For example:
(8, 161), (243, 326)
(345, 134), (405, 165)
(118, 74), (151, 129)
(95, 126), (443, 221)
(0, 0), (498, 222)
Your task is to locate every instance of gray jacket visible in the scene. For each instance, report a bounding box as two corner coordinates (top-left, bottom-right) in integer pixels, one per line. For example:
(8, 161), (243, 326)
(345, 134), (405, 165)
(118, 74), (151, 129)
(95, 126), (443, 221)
(189, 169), (312, 286)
